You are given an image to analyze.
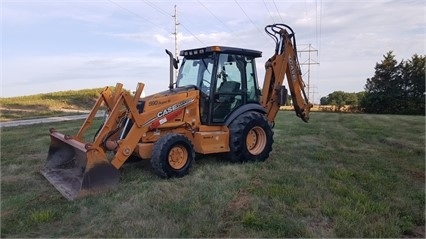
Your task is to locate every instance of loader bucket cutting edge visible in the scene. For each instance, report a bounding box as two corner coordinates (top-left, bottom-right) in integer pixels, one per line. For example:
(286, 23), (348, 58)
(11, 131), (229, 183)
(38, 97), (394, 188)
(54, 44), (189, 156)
(41, 132), (120, 200)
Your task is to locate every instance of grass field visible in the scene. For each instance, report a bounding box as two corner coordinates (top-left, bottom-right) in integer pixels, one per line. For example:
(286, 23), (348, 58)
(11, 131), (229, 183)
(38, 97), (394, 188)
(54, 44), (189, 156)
(1, 111), (424, 237)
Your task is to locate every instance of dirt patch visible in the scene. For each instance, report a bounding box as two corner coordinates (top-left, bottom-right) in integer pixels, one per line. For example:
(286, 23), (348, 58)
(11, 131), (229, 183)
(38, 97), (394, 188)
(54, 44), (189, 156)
(407, 170), (425, 182)
(413, 225), (425, 238)
(228, 189), (251, 212)
(305, 216), (335, 237)
(222, 189), (252, 219)
(219, 189), (253, 236)
(403, 225), (425, 238)
(380, 137), (407, 148)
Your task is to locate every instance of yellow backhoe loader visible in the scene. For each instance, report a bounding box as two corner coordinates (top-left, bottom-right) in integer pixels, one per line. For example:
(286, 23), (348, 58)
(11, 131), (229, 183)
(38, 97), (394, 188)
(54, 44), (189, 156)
(41, 24), (313, 200)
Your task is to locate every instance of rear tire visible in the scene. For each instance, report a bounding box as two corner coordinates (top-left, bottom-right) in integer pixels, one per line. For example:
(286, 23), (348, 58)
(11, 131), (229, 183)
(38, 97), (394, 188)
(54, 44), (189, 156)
(151, 134), (195, 178)
(228, 111), (274, 163)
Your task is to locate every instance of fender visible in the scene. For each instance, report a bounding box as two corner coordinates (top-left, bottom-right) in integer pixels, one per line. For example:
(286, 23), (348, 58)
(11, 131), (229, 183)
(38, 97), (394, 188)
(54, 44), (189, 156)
(225, 103), (267, 126)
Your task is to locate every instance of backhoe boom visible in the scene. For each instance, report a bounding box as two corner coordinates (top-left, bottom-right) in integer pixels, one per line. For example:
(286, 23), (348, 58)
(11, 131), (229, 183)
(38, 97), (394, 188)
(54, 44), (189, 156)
(261, 24), (313, 123)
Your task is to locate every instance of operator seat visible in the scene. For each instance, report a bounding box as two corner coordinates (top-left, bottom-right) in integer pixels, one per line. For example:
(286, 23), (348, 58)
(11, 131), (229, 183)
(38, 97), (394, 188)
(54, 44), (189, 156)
(214, 81), (240, 119)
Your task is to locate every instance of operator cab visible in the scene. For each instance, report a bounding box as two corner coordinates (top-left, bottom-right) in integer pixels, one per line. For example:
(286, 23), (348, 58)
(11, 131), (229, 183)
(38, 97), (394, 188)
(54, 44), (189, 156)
(176, 46), (262, 125)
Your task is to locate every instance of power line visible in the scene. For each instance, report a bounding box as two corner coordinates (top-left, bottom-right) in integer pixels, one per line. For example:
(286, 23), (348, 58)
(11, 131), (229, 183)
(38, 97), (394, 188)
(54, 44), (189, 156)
(180, 22), (206, 45)
(298, 44), (319, 103)
(315, 0), (319, 49)
(197, 0), (244, 42)
(142, 0), (170, 17)
(272, 0), (284, 23)
(317, 0), (323, 62)
(263, 0), (276, 23)
(234, 0), (267, 39)
(142, 2), (180, 59)
(197, 1), (228, 30)
(172, 5), (179, 59)
(172, 5), (179, 79)
(139, 0), (205, 46)
(107, 0), (167, 32)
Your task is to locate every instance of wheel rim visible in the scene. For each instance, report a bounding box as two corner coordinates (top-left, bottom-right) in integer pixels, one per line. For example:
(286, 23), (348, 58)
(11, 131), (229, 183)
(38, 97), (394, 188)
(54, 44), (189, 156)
(246, 126), (267, 155)
(168, 145), (188, 170)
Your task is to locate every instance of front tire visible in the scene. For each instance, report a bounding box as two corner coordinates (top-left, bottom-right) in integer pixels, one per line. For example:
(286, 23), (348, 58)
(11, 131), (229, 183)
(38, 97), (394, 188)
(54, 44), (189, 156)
(228, 111), (274, 163)
(151, 134), (195, 178)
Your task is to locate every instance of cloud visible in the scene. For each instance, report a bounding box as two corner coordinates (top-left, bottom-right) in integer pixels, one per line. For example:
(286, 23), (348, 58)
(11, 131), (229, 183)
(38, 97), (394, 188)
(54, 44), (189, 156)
(96, 29), (231, 48)
(2, 54), (170, 97)
(3, 1), (114, 26)
(2, 0), (424, 103)
(100, 31), (172, 46)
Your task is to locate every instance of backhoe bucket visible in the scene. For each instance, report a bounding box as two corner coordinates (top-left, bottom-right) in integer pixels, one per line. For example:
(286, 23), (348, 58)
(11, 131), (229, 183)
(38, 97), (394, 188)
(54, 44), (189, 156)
(41, 131), (120, 200)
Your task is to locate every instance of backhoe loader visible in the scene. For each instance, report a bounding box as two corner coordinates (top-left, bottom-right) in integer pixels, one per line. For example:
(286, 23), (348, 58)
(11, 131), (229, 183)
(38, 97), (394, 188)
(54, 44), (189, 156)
(41, 24), (313, 200)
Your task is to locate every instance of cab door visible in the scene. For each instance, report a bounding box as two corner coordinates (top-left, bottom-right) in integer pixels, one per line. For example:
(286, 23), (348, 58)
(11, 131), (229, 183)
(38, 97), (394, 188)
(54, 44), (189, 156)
(211, 53), (259, 123)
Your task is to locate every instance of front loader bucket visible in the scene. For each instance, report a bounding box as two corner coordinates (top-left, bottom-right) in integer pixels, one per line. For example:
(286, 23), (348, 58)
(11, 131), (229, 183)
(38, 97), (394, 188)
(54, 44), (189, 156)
(41, 131), (120, 200)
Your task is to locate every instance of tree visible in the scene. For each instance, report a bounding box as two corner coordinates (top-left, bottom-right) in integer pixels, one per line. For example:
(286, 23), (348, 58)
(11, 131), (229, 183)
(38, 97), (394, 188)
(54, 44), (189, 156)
(362, 51), (400, 113)
(400, 54), (425, 114)
(361, 51), (425, 115)
(320, 91), (364, 111)
(320, 96), (328, 105)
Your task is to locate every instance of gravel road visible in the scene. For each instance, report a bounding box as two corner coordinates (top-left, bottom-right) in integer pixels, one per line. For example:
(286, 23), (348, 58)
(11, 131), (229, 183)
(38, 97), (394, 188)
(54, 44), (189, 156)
(0, 112), (104, 128)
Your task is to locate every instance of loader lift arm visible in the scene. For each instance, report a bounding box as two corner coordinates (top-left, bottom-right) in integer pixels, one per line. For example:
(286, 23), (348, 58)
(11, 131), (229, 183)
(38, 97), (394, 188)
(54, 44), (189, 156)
(261, 24), (313, 123)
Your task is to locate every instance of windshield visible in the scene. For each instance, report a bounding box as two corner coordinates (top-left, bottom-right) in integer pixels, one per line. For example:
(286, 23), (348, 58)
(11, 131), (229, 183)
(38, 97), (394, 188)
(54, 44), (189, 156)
(176, 56), (214, 94)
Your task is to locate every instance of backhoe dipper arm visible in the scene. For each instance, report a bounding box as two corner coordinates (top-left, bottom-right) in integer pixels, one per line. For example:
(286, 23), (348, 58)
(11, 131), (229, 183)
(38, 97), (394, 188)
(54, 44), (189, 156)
(261, 24), (313, 123)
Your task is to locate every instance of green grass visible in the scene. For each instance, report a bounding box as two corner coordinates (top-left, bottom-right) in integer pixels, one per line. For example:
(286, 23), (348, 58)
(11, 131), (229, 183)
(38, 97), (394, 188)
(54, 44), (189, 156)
(0, 88), (106, 121)
(1, 112), (424, 237)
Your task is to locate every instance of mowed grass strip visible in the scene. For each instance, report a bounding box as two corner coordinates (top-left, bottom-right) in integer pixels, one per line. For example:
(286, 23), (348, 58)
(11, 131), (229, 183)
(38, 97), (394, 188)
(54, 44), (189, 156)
(1, 112), (424, 237)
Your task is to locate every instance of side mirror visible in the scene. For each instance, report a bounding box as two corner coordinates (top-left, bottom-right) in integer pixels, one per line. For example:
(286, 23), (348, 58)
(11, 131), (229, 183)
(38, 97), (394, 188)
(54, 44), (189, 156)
(165, 49), (178, 90)
(172, 58), (179, 69)
(165, 49), (178, 69)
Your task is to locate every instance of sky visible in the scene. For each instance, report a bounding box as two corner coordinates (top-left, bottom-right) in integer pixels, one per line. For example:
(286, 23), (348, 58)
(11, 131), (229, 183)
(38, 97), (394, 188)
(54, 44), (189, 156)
(1, 0), (425, 103)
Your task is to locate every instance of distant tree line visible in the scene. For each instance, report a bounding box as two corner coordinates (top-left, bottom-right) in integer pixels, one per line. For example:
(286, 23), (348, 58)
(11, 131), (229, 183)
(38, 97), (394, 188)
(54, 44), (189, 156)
(320, 52), (425, 115)
(320, 91), (365, 111)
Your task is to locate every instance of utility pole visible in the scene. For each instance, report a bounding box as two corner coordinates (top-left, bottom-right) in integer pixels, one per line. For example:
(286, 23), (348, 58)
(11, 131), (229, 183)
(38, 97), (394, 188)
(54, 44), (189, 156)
(298, 44), (319, 103)
(172, 5), (179, 80)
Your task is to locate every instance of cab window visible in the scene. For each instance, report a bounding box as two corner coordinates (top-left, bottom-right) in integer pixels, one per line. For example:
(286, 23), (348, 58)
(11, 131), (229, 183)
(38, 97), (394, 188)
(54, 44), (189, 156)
(245, 57), (259, 102)
(176, 56), (214, 95)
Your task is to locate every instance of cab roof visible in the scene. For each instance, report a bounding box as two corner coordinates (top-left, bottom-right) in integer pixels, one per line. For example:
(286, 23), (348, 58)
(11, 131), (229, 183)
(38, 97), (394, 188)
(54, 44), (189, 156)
(180, 46), (262, 58)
